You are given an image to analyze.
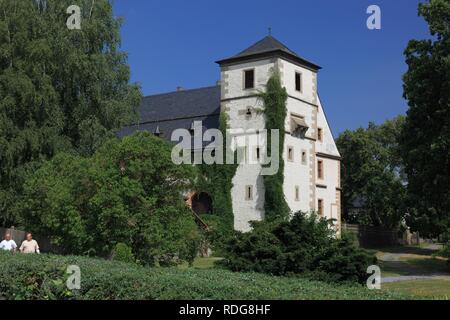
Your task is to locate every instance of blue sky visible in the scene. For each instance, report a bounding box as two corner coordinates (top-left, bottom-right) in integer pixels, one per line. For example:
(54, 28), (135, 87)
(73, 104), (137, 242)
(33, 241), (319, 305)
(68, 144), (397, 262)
(112, 0), (430, 135)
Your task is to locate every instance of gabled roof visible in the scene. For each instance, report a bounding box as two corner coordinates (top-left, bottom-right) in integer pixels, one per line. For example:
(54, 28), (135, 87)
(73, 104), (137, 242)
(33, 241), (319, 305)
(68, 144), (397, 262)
(216, 35), (321, 70)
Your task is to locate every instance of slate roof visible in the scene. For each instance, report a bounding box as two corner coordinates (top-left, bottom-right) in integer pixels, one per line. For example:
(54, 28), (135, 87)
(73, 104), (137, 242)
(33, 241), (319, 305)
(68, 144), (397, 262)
(234, 35), (300, 59)
(118, 86), (221, 150)
(216, 35), (321, 70)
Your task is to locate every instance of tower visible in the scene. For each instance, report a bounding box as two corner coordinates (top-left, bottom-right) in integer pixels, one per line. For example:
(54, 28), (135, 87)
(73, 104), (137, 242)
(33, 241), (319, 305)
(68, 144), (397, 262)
(217, 35), (341, 233)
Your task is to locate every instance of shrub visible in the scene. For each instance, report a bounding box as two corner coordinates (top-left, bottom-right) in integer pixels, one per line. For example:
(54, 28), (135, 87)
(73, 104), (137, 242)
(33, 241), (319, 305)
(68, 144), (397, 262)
(441, 242), (450, 268)
(0, 252), (405, 300)
(220, 212), (377, 283)
(112, 243), (136, 264)
(18, 132), (201, 266)
(200, 214), (235, 256)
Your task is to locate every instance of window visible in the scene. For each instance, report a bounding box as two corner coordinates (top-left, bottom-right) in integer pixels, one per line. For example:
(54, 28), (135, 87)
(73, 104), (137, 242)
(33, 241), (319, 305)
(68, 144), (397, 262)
(318, 128), (323, 142)
(153, 126), (162, 137)
(287, 146), (294, 162)
(244, 146), (248, 163)
(244, 69), (255, 89)
(290, 114), (309, 137)
(301, 150), (307, 165)
(246, 107), (252, 117)
(256, 147), (261, 161)
(295, 186), (300, 202)
(295, 72), (302, 92)
(189, 122), (196, 135)
(318, 199), (324, 216)
(318, 160), (324, 179)
(245, 185), (253, 201)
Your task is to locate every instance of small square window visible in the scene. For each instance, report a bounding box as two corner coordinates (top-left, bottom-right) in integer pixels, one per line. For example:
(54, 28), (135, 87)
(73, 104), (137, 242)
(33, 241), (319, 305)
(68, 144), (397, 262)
(287, 146), (294, 162)
(245, 185), (253, 201)
(295, 186), (300, 202)
(301, 150), (307, 165)
(295, 72), (302, 92)
(318, 128), (323, 142)
(244, 69), (255, 90)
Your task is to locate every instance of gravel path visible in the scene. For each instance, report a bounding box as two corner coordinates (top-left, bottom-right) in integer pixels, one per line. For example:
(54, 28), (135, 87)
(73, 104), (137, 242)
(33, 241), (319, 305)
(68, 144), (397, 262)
(382, 275), (448, 283)
(379, 244), (449, 283)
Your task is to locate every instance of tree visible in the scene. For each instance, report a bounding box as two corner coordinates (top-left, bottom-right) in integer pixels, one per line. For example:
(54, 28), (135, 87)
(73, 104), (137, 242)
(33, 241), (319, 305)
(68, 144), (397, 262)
(0, 0), (141, 226)
(336, 116), (407, 229)
(400, 0), (450, 237)
(19, 132), (200, 266)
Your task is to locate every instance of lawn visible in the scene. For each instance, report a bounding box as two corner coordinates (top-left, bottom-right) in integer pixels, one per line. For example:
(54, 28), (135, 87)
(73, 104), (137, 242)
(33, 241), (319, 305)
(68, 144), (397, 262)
(179, 257), (224, 269)
(383, 279), (450, 300)
(375, 245), (450, 299)
(0, 252), (408, 300)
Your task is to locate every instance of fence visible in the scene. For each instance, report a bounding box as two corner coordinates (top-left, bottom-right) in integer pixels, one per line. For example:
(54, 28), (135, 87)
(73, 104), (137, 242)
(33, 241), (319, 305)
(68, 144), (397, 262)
(342, 223), (402, 248)
(0, 227), (57, 253)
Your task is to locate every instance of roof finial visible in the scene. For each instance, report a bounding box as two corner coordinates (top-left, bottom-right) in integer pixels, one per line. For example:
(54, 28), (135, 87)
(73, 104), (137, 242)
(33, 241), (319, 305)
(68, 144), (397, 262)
(268, 27), (272, 36)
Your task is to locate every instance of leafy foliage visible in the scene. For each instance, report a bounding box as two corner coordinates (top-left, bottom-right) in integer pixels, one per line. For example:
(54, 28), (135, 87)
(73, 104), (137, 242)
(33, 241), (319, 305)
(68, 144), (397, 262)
(0, 251), (406, 300)
(336, 117), (407, 228)
(220, 212), (376, 283)
(112, 243), (136, 264)
(260, 72), (290, 221)
(197, 113), (238, 253)
(18, 132), (200, 265)
(441, 241), (450, 268)
(0, 0), (141, 226)
(400, 0), (450, 237)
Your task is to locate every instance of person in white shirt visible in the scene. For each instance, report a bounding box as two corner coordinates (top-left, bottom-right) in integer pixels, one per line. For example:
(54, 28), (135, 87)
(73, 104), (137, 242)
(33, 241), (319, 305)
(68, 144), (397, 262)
(0, 233), (17, 252)
(20, 233), (40, 254)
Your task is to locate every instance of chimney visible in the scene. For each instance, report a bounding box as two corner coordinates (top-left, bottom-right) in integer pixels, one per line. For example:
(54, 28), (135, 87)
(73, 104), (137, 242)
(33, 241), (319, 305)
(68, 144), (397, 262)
(176, 86), (184, 92)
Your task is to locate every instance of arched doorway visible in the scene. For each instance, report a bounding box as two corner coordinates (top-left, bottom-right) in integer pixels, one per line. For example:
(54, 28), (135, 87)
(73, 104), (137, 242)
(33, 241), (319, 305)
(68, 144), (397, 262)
(191, 192), (213, 215)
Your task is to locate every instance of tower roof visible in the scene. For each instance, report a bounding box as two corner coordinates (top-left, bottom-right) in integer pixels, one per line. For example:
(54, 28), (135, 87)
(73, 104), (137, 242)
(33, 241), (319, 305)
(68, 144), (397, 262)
(216, 35), (321, 71)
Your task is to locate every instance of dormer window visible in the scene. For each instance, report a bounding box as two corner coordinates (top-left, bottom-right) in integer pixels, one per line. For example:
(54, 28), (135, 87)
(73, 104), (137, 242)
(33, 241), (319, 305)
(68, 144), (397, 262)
(154, 126), (162, 137)
(189, 122), (196, 135)
(244, 69), (255, 89)
(290, 114), (309, 137)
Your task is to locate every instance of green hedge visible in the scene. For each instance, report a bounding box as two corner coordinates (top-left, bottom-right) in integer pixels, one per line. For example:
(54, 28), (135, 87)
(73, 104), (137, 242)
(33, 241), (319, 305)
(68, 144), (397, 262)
(0, 252), (407, 300)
